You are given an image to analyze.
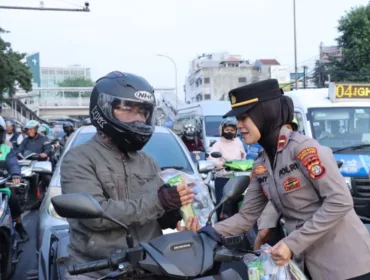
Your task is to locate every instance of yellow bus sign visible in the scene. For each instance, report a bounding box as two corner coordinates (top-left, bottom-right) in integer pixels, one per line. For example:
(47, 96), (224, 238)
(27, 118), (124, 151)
(329, 83), (370, 102)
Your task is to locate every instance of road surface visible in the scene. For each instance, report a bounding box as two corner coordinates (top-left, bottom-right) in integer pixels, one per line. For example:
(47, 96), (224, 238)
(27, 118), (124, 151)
(12, 210), (38, 280)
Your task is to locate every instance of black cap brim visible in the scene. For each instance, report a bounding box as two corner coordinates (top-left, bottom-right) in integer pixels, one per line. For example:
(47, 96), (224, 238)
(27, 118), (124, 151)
(223, 103), (257, 118)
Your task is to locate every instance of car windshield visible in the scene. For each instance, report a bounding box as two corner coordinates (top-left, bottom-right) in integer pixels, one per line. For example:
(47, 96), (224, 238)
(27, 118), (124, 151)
(53, 129), (65, 139)
(309, 107), (370, 152)
(70, 131), (193, 173)
(204, 115), (237, 137)
(204, 116), (223, 137)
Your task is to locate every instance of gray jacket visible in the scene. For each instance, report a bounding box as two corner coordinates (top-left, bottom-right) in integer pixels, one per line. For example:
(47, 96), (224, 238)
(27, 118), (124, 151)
(61, 133), (166, 278)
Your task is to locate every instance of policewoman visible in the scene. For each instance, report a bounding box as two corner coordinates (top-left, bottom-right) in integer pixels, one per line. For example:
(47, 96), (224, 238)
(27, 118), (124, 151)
(212, 79), (370, 280)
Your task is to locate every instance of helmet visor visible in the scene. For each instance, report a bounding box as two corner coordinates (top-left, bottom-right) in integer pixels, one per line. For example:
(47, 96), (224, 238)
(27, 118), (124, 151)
(97, 92), (155, 132)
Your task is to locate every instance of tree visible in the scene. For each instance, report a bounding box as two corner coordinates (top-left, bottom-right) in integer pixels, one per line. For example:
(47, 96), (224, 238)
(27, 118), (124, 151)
(58, 77), (94, 87)
(0, 28), (32, 97)
(331, 3), (370, 82)
(311, 60), (329, 88)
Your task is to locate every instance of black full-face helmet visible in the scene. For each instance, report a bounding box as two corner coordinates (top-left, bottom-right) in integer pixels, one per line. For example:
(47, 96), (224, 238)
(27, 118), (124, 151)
(89, 71), (156, 152)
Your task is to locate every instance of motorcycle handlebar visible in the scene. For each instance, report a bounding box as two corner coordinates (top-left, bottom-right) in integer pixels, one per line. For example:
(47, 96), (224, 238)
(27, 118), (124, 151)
(68, 250), (128, 275)
(68, 259), (110, 275)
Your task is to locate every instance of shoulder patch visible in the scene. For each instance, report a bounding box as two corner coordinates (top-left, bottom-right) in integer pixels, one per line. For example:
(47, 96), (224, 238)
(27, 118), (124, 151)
(296, 147), (326, 180)
(277, 135), (287, 149)
(254, 164), (268, 175)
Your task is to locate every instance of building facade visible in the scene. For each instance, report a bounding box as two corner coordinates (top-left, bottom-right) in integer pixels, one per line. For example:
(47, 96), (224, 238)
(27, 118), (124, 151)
(184, 53), (259, 103)
(40, 65), (91, 87)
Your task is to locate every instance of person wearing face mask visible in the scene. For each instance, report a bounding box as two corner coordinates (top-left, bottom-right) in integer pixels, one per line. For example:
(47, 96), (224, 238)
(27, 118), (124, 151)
(209, 118), (246, 210)
(179, 79), (370, 280)
(61, 71), (194, 279)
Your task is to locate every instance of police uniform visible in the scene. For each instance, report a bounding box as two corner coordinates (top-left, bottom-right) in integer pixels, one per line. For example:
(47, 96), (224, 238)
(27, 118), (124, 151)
(214, 80), (370, 280)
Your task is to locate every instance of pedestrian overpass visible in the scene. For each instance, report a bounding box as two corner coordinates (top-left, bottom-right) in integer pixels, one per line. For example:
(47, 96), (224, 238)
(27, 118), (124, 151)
(14, 87), (177, 118)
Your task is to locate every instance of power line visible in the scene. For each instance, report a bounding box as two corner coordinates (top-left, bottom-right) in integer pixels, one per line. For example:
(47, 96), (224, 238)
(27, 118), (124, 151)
(0, 2), (90, 12)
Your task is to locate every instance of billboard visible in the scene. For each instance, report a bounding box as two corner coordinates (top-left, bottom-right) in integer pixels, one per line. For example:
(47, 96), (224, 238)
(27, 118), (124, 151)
(26, 52), (41, 87)
(270, 65), (290, 83)
(320, 45), (343, 63)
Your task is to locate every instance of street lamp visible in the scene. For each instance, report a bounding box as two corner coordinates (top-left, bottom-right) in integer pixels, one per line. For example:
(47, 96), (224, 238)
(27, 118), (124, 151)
(293, 0), (298, 90)
(156, 54), (178, 110)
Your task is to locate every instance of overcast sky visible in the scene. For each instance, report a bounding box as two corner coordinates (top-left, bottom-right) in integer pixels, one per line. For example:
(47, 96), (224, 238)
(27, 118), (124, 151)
(0, 0), (368, 100)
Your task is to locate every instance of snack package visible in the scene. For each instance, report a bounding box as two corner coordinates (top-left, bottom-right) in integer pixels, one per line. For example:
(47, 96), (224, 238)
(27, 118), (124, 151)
(243, 244), (308, 280)
(159, 169), (217, 227)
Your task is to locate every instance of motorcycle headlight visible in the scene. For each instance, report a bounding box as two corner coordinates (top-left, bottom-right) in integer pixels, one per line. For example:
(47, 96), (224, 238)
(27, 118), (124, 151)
(344, 177), (352, 191)
(46, 186), (66, 221)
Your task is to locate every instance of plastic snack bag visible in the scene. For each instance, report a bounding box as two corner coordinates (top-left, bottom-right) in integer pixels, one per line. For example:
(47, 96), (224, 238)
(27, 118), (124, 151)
(159, 169), (217, 227)
(243, 244), (308, 280)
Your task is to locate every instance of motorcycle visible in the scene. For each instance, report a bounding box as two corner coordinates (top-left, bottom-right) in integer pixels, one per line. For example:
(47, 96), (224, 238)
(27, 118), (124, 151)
(208, 152), (254, 220)
(18, 150), (53, 210)
(0, 175), (24, 279)
(29, 176), (259, 280)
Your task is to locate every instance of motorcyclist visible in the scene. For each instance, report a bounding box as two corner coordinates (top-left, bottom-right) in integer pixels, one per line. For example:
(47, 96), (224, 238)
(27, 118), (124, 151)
(5, 120), (23, 150)
(209, 118), (246, 211)
(209, 118), (246, 170)
(18, 120), (51, 160)
(59, 121), (74, 147)
(0, 117), (29, 242)
(181, 123), (205, 152)
(38, 123), (50, 138)
(61, 71), (194, 279)
(18, 120), (52, 197)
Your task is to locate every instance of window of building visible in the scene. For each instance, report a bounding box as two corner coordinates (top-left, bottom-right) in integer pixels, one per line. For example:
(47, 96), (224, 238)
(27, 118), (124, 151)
(238, 77), (247, 83)
(204, 77), (210, 84)
(204, 94), (211, 100)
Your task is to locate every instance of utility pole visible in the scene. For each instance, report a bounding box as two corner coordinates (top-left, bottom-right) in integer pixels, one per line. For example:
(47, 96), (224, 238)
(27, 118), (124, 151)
(293, 0), (298, 90)
(303, 66), (308, 88)
(0, 2), (90, 12)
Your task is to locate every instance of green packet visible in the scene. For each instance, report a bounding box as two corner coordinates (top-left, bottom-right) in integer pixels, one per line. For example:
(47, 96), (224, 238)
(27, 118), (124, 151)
(166, 174), (195, 221)
(248, 260), (264, 280)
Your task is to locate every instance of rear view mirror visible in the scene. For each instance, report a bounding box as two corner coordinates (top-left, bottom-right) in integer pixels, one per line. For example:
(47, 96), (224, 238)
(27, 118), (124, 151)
(52, 193), (104, 219)
(211, 152), (222, 158)
(197, 160), (216, 174)
(223, 176), (250, 201)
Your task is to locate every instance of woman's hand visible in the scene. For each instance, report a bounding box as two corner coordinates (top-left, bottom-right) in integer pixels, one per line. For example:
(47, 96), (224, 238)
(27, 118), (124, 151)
(253, 228), (271, 250)
(176, 216), (201, 232)
(269, 240), (292, 266)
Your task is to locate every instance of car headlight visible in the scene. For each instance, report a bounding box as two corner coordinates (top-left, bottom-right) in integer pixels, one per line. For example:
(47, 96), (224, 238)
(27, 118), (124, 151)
(344, 177), (352, 191)
(46, 186), (66, 221)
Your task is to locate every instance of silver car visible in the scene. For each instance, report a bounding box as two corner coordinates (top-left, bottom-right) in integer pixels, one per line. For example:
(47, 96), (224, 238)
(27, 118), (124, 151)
(37, 125), (205, 251)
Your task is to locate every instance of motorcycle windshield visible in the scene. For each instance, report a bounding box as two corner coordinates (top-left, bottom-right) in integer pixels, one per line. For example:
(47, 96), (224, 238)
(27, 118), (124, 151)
(224, 159), (254, 171)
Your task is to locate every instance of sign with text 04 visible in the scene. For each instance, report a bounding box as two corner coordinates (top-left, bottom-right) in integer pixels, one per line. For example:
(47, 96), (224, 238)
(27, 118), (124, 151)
(336, 84), (370, 99)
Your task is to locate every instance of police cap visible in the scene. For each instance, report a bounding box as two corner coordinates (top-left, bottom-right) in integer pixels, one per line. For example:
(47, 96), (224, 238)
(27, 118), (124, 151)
(223, 79), (283, 118)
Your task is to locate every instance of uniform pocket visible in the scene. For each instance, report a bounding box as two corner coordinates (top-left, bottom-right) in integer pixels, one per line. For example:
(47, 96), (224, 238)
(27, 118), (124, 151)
(280, 177), (319, 209)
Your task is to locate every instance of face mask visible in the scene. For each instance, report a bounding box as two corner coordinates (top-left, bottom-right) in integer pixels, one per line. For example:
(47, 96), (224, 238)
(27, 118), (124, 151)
(222, 132), (234, 140)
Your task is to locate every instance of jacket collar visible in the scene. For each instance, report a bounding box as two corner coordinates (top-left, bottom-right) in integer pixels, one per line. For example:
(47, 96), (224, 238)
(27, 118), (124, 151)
(93, 132), (138, 160)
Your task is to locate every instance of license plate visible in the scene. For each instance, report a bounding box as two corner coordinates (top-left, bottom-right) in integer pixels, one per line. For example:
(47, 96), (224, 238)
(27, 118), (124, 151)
(234, 171), (250, 177)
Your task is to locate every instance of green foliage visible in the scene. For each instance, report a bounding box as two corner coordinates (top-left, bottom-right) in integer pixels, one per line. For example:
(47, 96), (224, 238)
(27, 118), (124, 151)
(331, 3), (370, 82)
(58, 77), (94, 87)
(0, 28), (32, 98)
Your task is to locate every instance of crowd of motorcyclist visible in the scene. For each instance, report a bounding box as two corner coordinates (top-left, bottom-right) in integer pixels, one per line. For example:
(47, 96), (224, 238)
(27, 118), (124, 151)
(1, 71), (370, 280)
(0, 117), (75, 246)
